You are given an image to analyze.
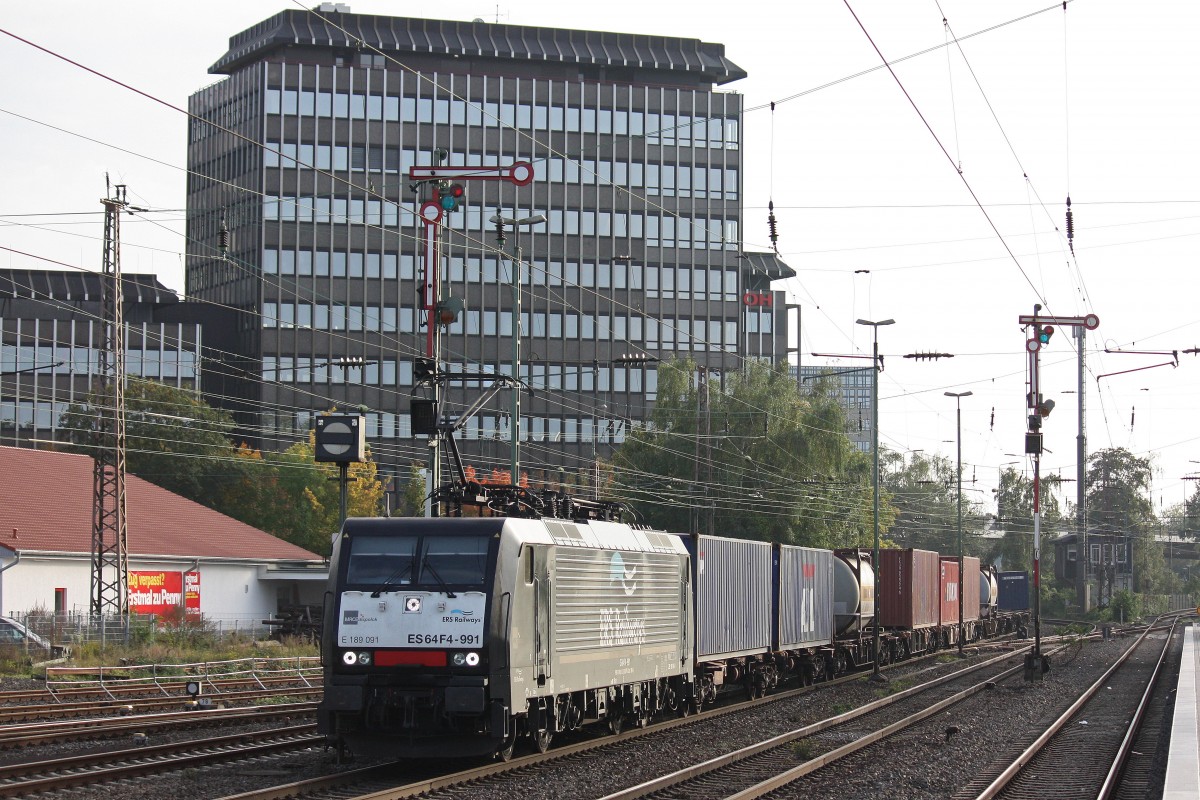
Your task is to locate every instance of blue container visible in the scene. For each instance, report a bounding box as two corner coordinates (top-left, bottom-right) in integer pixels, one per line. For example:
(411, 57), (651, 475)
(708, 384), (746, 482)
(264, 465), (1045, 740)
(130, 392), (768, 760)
(996, 571), (1030, 611)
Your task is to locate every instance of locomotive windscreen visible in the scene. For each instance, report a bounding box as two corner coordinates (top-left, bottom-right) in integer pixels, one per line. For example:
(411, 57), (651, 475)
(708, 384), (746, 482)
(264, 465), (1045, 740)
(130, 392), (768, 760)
(345, 534), (490, 588)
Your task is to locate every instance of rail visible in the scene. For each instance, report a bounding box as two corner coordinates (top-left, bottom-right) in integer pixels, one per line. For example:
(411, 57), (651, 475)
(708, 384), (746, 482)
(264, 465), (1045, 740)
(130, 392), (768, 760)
(43, 655), (320, 701)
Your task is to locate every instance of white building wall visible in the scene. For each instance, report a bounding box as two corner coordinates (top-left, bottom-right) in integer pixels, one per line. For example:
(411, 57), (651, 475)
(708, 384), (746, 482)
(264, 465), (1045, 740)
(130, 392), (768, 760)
(0, 553), (301, 626)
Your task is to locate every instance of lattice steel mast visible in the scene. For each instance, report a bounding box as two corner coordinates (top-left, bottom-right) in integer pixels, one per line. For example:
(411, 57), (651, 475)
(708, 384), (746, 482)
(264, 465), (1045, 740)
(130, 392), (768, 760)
(90, 181), (129, 617)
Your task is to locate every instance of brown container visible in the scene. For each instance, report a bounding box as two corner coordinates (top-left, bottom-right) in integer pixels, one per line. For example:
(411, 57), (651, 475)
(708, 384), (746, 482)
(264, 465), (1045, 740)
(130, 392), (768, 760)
(962, 556), (981, 622)
(939, 559), (960, 626)
(939, 555), (981, 623)
(878, 548), (940, 629)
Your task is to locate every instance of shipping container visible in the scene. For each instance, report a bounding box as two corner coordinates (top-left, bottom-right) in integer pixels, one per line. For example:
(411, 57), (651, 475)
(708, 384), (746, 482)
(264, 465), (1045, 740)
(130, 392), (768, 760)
(940, 556), (981, 622)
(939, 559), (960, 626)
(996, 571), (1030, 611)
(832, 549), (875, 634)
(775, 545), (834, 650)
(687, 535), (773, 660)
(878, 548), (940, 629)
(961, 556), (981, 622)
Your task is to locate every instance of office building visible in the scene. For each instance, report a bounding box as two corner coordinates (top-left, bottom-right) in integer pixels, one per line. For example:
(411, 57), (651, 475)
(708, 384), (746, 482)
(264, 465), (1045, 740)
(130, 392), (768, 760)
(797, 364), (873, 453)
(0, 269), (203, 447)
(186, 6), (792, 482)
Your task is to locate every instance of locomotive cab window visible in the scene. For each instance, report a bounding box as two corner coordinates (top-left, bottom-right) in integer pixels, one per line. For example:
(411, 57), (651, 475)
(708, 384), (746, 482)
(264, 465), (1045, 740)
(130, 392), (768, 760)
(345, 533), (491, 590)
(345, 534), (418, 586)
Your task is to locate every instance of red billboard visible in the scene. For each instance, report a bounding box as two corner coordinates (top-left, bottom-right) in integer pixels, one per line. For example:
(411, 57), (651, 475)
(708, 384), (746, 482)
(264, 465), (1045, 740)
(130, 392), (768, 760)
(128, 571), (201, 618)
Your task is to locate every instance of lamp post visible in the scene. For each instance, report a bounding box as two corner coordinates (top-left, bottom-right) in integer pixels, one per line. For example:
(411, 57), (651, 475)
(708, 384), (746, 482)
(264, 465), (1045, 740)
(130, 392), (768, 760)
(945, 390), (972, 656)
(856, 317), (894, 682)
(490, 212), (546, 484)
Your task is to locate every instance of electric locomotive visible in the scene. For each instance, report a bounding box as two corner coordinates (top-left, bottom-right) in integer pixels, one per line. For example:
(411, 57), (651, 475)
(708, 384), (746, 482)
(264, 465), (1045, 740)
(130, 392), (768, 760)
(318, 515), (693, 759)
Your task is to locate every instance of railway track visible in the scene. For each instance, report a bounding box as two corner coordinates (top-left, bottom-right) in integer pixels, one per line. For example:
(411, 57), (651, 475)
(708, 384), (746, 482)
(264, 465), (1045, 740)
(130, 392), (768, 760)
(211, 643), (1033, 800)
(0, 701), (317, 749)
(959, 617), (1179, 799)
(0, 724), (321, 797)
(0, 671), (320, 706)
(0, 685), (322, 724)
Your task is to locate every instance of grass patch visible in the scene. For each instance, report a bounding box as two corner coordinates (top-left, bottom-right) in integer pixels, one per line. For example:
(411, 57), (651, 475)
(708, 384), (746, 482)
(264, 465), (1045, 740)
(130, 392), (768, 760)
(791, 739), (814, 760)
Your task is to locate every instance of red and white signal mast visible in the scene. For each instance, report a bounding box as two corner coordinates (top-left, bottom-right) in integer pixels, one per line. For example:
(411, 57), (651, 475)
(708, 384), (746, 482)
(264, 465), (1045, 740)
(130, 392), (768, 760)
(1019, 305), (1100, 679)
(407, 159), (534, 512)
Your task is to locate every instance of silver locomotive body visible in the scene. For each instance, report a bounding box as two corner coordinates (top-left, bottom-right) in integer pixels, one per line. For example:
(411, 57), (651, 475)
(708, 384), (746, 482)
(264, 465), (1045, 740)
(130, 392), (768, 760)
(318, 516), (692, 758)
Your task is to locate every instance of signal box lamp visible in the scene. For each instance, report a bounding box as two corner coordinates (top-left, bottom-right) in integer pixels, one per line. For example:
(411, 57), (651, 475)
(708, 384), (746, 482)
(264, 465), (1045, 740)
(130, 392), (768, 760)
(438, 183), (465, 211)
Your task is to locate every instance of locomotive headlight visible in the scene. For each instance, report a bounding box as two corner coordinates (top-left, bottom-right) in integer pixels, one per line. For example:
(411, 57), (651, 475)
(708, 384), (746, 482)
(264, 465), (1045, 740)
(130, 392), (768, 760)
(452, 652), (467, 666)
(465, 651), (480, 667)
(342, 650), (358, 665)
(357, 651), (372, 665)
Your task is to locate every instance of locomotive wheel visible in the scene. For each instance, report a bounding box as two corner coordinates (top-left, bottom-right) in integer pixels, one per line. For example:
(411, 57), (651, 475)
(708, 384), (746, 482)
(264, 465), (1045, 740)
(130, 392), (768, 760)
(534, 728), (553, 753)
(496, 733), (517, 762)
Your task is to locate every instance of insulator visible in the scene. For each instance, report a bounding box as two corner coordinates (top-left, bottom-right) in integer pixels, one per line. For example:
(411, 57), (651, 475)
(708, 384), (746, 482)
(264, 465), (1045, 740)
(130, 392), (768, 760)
(767, 200), (779, 248)
(218, 213), (230, 254)
(1065, 196), (1074, 254)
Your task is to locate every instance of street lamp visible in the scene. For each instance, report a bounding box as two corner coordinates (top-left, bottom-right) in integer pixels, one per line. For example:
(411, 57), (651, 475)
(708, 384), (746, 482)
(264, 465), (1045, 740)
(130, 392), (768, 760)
(856, 317), (894, 682)
(945, 390), (972, 656)
(491, 212), (546, 484)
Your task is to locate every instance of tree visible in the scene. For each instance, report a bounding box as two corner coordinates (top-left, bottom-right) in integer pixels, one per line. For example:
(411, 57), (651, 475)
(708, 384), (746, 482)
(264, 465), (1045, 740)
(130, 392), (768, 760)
(265, 430), (385, 555)
(879, 450), (985, 555)
(612, 359), (882, 549)
(61, 383), (385, 555)
(60, 378), (255, 512)
(986, 467), (1062, 574)
(393, 463), (428, 517)
(1085, 448), (1170, 595)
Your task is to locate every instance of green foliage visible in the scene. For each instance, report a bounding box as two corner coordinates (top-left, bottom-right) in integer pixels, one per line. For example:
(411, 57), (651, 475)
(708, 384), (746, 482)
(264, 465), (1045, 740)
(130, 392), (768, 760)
(66, 635), (317, 669)
(986, 467), (1063, 573)
(60, 378), (249, 510)
(60, 382), (385, 556)
(1039, 583), (1076, 616)
(1087, 448), (1153, 536)
(1106, 589), (1141, 622)
(612, 359), (878, 548)
(879, 450), (986, 555)
(394, 463), (428, 517)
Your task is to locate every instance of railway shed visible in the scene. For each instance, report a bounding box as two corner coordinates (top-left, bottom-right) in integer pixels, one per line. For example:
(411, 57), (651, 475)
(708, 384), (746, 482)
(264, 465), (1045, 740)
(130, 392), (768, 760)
(0, 446), (327, 635)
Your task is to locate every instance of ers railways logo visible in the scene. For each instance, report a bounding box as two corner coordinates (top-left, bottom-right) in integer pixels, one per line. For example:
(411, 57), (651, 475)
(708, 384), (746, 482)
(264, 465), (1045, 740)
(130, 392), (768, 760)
(609, 552), (638, 596)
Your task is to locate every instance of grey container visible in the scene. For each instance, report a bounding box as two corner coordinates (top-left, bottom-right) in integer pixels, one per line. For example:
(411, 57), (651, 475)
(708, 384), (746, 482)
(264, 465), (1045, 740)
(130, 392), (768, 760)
(776, 545), (834, 649)
(689, 535), (773, 660)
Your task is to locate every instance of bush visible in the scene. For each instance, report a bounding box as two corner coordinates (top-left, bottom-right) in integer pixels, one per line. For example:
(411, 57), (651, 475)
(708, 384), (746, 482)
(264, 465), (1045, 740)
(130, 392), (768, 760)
(1105, 590), (1142, 622)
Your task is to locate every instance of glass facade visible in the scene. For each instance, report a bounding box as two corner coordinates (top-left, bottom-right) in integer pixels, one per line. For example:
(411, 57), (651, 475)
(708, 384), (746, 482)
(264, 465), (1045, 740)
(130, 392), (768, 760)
(186, 11), (790, 478)
(0, 286), (202, 446)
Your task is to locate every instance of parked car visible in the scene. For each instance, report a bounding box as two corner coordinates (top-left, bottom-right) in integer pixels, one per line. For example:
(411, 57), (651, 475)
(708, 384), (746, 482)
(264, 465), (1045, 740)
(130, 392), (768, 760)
(0, 616), (69, 658)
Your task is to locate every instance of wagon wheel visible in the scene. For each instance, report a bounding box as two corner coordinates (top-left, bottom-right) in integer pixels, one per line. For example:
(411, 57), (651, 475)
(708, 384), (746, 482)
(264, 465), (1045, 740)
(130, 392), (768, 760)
(608, 713), (624, 735)
(877, 644), (891, 667)
(534, 728), (553, 753)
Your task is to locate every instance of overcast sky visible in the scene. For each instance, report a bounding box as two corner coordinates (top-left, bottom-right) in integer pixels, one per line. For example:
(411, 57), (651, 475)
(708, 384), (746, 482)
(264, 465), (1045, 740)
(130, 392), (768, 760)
(2, 1), (1197, 518)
